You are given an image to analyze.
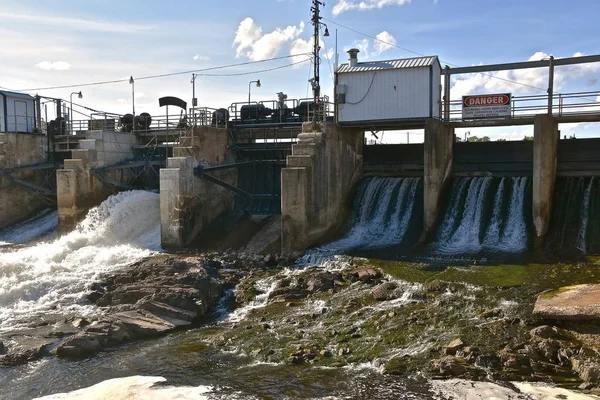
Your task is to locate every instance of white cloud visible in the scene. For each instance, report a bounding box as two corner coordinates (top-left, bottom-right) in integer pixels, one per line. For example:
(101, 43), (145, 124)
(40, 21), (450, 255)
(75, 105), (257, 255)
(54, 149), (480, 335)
(332, 0), (411, 16)
(35, 61), (71, 71)
(0, 11), (151, 33)
(374, 31), (396, 55)
(233, 18), (305, 61)
(193, 54), (210, 61)
(117, 98), (128, 104)
(450, 51), (600, 100)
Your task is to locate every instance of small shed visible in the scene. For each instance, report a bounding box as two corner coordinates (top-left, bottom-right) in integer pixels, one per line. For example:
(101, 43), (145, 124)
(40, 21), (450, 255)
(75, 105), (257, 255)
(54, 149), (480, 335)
(336, 50), (442, 125)
(0, 90), (36, 133)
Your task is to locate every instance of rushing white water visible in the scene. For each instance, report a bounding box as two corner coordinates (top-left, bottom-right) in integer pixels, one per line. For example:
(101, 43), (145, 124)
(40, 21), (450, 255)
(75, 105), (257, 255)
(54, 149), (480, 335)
(0, 210), (58, 246)
(436, 177), (529, 254)
(578, 177), (594, 252)
(0, 190), (161, 331)
(301, 177), (420, 264)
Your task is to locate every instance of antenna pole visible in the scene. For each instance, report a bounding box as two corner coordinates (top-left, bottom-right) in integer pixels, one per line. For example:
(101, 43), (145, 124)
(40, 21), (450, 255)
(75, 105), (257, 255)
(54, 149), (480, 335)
(311, 0), (324, 106)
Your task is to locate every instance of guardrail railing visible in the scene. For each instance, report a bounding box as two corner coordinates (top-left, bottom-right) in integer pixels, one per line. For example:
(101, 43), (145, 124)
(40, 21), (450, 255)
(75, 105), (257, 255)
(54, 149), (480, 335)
(445, 90), (600, 122)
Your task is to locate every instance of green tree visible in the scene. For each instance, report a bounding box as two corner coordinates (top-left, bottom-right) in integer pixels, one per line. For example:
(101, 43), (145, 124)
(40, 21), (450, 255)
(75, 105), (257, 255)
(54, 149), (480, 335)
(523, 136), (534, 141)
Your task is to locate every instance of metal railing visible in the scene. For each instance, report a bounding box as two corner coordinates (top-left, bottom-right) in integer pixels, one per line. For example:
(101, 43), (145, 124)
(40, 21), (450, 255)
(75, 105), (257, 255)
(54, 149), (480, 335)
(4, 114), (36, 133)
(446, 90), (600, 122)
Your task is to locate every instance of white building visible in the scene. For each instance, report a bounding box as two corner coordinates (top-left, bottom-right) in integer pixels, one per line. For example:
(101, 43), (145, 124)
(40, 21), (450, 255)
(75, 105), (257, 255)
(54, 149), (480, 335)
(336, 49), (442, 125)
(0, 90), (36, 133)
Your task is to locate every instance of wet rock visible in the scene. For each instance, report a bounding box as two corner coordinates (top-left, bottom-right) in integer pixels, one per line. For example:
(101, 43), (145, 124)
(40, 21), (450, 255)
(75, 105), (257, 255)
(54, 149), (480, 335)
(474, 354), (501, 369)
(432, 356), (467, 376)
(579, 347), (600, 359)
(371, 282), (399, 301)
(113, 310), (179, 338)
(442, 338), (465, 355)
(0, 340), (4, 354)
(529, 325), (565, 340)
(536, 339), (561, 363)
(72, 318), (90, 328)
(354, 267), (381, 283)
(56, 334), (102, 359)
(305, 272), (335, 293)
(572, 357), (600, 382)
(478, 308), (503, 319)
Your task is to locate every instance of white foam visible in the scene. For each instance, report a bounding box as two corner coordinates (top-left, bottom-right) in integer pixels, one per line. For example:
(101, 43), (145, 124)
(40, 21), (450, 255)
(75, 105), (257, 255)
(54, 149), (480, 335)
(0, 210), (58, 246)
(33, 376), (214, 400)
(430, 378), (599, 400)
(0, 190), (161, 331)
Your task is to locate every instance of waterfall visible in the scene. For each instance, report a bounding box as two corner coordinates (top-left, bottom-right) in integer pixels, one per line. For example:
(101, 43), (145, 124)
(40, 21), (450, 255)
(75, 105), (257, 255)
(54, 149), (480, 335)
(0, 190), (161, 331)
(577, 177), (594, 252)
(300, 177), (421, 263)
(435, 177), (529, 254)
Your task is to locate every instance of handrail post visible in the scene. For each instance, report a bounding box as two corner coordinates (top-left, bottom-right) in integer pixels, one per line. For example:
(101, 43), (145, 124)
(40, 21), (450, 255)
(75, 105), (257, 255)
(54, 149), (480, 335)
(443, 65), (451, 121)
(547, 56), (554, 115)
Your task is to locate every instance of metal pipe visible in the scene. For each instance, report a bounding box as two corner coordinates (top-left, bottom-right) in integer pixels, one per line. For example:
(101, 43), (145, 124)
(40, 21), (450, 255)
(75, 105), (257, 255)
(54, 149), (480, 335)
(443, 65), (451, 121)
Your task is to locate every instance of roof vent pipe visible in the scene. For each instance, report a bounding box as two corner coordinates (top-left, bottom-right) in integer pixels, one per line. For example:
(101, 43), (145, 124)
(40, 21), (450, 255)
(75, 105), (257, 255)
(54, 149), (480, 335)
(347, 48), (359, 67)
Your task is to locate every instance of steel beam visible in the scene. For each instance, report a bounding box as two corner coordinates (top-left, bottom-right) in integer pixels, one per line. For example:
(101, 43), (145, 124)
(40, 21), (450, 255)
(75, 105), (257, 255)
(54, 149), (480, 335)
(442, 54), (600, 75)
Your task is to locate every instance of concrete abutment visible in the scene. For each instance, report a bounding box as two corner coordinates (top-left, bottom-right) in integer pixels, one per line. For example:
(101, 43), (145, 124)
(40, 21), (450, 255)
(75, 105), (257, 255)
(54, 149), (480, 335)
(532, 114), (558, 247)
(160, 126), (236, 249)
(423, 119), (454, 240)
(281, 122), (363, 256)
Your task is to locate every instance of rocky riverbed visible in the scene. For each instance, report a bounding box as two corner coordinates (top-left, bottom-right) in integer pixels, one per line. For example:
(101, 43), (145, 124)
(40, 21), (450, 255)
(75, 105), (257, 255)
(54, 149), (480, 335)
(2, 252), (600, 397)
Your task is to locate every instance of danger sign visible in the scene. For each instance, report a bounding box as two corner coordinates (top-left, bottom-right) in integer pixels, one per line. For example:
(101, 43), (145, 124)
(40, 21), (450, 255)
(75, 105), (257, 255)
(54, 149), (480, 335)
(462, 93), (511, 119)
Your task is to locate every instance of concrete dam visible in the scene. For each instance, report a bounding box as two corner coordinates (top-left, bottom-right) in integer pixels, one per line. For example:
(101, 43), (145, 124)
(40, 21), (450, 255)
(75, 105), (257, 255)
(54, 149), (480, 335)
(2, 52), (600, 260)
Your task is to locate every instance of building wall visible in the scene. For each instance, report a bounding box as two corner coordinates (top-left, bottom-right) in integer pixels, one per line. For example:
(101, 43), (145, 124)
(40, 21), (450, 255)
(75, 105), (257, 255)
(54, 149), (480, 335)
(338, 67), (433, 122)
(0, 133), (49, 229)
(1, 96), (36, 133)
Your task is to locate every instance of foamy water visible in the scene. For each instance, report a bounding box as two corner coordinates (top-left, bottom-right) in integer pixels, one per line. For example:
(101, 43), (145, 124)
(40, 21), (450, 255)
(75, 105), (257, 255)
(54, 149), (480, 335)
(0, 191), (161, 331)
(0, 210), (58, 246)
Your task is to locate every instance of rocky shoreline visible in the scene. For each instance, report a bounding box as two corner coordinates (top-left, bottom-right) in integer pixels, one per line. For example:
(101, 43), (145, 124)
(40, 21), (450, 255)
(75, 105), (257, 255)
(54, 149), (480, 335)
(2, 253), (600, 396)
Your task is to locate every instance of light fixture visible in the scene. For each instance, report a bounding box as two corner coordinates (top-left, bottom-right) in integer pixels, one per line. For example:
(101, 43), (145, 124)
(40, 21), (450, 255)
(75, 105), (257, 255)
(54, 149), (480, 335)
(129, 76), (134, 85)
(324, 26), (330, 37)
(256, 79), (261, 88)
(77, 91), (82, 99)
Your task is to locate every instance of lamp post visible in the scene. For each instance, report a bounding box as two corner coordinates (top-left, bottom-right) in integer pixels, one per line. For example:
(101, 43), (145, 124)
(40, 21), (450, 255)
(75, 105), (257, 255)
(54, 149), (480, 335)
(69, 91), (82, 135)
(191, 73), (198, 107)
(465, 130), (471, 142)
(129, 76), (135, 132)
(248, 79), (261, 104)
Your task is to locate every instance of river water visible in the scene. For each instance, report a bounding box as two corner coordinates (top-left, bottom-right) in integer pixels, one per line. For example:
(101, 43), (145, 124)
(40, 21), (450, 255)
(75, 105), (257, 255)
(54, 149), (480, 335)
(0, 189), (599, 399)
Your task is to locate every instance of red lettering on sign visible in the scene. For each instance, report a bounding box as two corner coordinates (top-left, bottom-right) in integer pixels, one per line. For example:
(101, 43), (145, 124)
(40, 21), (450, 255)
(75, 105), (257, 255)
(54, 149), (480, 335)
(463, 94), (510, 107)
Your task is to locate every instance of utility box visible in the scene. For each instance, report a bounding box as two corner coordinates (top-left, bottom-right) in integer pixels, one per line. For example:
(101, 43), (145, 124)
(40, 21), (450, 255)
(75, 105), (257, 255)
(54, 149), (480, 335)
(0, 90), (36, 133)
(336, 49), (442, 125)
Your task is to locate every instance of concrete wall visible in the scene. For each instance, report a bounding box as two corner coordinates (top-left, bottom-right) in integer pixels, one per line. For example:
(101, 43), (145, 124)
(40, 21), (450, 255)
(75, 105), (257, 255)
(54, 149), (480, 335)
(532, 114), (558, 246)
(423, 119), (454, 239)
(161, 126), (237, 248)
(0, 133), (48, 229)
(56, 131), (136, 230)
(281, 122), (363, 256)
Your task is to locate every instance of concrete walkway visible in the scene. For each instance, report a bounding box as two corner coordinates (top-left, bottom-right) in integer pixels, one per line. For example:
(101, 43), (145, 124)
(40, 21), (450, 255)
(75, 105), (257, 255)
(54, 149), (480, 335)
(534, 284), (600, 320)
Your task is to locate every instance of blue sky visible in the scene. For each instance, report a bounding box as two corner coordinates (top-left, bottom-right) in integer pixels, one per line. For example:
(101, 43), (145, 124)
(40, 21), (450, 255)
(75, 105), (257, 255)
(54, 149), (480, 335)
(1, 0), (599, 140)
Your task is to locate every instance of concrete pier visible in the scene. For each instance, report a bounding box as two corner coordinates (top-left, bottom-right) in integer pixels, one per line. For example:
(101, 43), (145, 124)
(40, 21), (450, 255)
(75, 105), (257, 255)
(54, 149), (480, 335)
(281, 122), (363, 256)
(0, 133), (48, 229)
(423, 119), (454, 239)
(532, 114), (558, 246)
(160, 126), (237, 248)
(56, 130), (135, 230)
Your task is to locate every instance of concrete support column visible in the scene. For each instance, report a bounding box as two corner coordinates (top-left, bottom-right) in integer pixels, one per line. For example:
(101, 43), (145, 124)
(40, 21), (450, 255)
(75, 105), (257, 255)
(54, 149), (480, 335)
(280, 122), (363, 256)
(281, 167), (310, 255)
(56, 152), (101, 230)
(532, 114), (558, 246)
(160, 157), (195, 249)
(423, 119), (454, 239)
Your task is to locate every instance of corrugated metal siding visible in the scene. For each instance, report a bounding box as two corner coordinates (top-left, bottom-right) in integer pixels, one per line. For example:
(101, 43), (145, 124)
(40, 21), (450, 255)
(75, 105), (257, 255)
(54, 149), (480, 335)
(0, 95), (5, 132)
(337, 56), (438, 73)
(338, 67), (432, 122)
(0, 90), (34, 100)
(431, 66), (441, 118)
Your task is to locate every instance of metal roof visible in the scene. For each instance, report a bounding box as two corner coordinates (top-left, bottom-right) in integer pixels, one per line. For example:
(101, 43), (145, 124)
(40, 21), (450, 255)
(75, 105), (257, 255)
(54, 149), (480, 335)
(0, 90), (34, 100)
(337, 56), (439, 73)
